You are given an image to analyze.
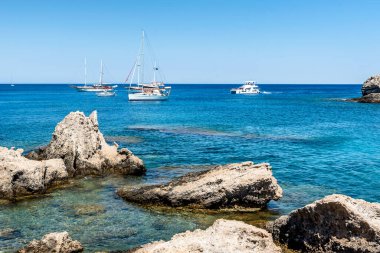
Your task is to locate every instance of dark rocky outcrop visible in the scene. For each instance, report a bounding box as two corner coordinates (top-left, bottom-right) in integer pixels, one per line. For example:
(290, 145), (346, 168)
(27, 111), (145, 177)
(361, 75), (380, 96)
(350, 93), (380, 103)
(269, 194), (380, 253)
(131, 219), (282, 253)
(0, 147), (67, 201)
(350, 75), (380, 103)
(17, 232), (83, 253)
(117, 161), (282, 209)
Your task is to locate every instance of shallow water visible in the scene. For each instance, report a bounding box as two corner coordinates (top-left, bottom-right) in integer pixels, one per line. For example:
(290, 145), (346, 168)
(0, 84), (379, 252)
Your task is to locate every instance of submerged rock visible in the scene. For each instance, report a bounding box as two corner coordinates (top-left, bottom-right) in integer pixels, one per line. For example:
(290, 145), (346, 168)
(270, 194), (380, 253)
(132, 219), (281, 253)
(117, 161), (282, 209)
(18, 231), (83, 253)
(0, 147), (67, 200)
(27, 111), (145, 177)
(74, 204), (106, 216)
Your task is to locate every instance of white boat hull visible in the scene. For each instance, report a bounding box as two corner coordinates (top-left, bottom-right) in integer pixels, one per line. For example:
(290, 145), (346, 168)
(128, 93), (169, 101)
(230, 89), (260, 94)
(97, 92), (115, 97)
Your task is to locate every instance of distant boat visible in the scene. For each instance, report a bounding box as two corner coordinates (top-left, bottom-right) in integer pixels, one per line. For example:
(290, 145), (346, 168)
(10, 75), (15, 86)
(230, 81), (260, 94)
(72, 59), (117, 92)
(96, 90), (116, 97)
(127, 31), (171, 101)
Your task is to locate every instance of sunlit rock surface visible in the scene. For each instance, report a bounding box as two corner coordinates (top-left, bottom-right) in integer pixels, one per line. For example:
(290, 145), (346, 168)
(117, 161), (282, 209)
(270, 194), (380, 253)
(0, 147), (67, 200)
(27, 111), (145, 177)
(132, 219), (282, 253)
(17, 232), (83, 253)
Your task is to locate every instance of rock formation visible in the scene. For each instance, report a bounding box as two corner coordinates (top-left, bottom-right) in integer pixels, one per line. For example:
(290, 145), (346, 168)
(18, 232), (83, 253)
(0, 147), (67, 200)
(132, 219), (282, 253)
(351, 93), (380, 103)
(117, 161), (282, 209)
(350, 75), (380, 103)
(362, 75), (380, 96)
(27, 111), (145, 177)
(270, 194), (380, 253)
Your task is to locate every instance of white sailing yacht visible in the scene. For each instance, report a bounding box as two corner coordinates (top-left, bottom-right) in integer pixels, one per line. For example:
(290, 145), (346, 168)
(128, 31), (171, 101)
(72, 59), (117, 92)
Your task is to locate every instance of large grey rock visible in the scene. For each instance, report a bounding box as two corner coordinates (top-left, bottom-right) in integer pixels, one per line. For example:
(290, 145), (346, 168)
(117, 161), (282, 209)
(270, 194), (380, 253)
(18, 231), (83, 253)
(27, 111), (145, 177)
(362, 75), (380, 96)
(0, 147), (67, 200)
(132, 219), (282, 253)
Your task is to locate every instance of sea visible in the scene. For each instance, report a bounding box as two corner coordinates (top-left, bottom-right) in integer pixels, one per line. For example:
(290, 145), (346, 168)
(0, 84), (379, 252)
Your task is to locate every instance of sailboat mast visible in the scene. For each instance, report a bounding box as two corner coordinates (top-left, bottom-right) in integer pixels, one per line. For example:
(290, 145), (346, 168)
(84, 57), (87, 86)
(99, 60), (104, 85)
(153, 61), (157, 83)
(137, 30), (145, 86)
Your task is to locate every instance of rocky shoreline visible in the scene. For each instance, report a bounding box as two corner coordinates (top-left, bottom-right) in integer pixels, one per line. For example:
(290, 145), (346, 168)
(1, 111), (380, 252)
(0, 111), (144, 201)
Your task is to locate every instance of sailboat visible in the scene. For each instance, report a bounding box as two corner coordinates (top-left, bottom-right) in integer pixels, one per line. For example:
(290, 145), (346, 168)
(10, 75), (15, 87)
(72, 59), (117, 92)
(127, 31), (171, 101)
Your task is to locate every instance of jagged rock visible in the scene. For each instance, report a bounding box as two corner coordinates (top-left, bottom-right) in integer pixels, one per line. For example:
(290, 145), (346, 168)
(270, 194), (380, 253)
(349, 75), (380, 103)
(132, 219), (282, 253)
(27, 111), (145, 177)
(362, 75), (380, 96)
(117, 161), (282, 209)
(0, 147), (67, 200)
(18, 231), (83, 253)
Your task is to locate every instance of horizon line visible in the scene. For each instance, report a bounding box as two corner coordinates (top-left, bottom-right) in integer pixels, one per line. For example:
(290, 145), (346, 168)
(0, 83), (361, 85)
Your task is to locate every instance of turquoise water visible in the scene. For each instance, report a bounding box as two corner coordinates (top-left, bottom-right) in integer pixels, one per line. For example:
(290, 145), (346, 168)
(0, 84), (379, 252)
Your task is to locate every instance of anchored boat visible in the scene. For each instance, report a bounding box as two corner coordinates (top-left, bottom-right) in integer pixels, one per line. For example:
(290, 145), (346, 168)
(72, 59), (117, 92)
(127, 31), (171, 101)
(96, 90), (116, 97)
(230, 81), (260, 94)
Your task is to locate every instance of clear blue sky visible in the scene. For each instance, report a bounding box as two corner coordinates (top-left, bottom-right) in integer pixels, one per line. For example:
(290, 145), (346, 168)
(0, 0), (379, 84)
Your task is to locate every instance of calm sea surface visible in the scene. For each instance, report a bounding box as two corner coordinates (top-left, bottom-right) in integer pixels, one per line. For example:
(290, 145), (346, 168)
(0, 84), (379, 252)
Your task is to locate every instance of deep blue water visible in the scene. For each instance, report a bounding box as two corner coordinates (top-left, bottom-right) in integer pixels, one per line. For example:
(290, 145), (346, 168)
(0, 84), (379, 252)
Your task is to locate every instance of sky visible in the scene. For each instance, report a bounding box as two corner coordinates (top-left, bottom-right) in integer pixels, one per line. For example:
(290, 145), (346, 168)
(0, 0), (380, 84)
